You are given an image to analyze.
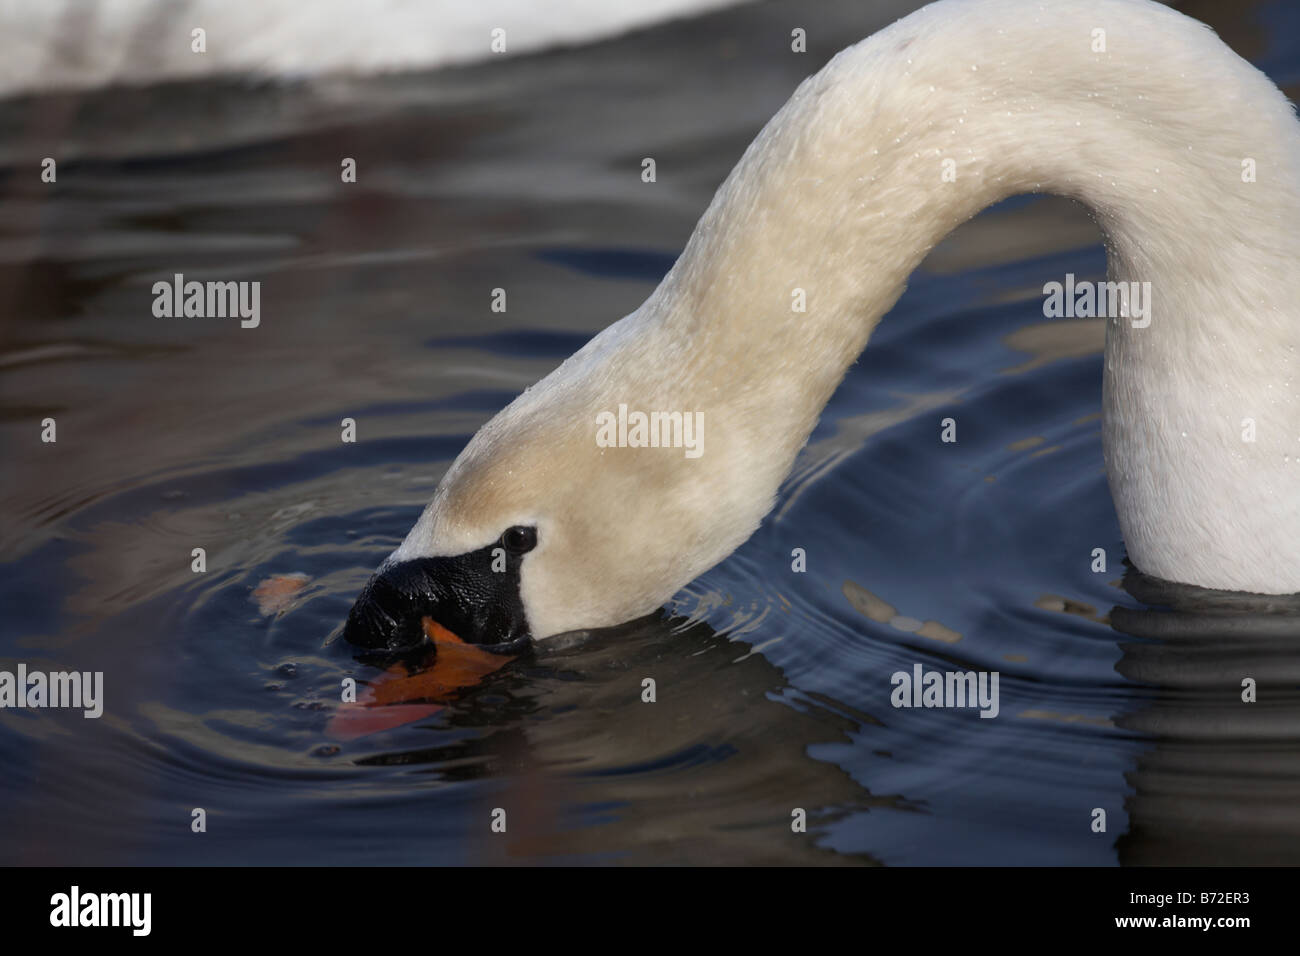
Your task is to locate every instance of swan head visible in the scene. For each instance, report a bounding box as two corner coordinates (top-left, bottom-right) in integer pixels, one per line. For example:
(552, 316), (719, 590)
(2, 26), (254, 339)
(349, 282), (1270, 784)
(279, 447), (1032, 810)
(343, 319), (779, 651)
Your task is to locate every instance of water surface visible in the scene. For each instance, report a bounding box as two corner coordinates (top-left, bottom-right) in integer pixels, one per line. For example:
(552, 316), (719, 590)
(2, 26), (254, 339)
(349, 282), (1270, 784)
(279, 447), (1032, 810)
(2, 0), (1299, 865)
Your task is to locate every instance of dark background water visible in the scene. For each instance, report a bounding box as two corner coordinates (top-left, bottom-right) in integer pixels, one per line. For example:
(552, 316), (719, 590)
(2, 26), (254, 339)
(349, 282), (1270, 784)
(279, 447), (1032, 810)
(1, 0), (1299, 865)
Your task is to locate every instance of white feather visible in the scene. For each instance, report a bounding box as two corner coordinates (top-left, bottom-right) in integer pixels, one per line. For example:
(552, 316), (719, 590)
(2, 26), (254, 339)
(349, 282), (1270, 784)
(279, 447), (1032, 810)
(394, 0), (1300, 637)
(0, 0), (750, 98)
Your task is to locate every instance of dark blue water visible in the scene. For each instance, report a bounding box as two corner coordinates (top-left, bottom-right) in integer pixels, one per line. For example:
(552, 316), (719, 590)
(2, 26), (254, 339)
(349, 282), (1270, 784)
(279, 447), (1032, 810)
(1, 0), (1298, 865)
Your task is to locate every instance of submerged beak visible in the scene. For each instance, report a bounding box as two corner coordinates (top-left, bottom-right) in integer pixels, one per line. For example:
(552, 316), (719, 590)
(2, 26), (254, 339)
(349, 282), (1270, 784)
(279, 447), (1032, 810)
(343, 546), (530, 652)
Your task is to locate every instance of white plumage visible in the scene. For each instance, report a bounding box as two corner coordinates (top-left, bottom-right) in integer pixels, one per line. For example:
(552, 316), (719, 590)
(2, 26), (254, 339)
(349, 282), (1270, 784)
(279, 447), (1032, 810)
(393, 0), (1300, 638)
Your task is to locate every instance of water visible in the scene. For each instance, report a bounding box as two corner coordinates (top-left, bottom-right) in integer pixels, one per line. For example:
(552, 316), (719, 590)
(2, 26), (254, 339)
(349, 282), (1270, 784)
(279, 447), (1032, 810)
(2, 0), (1298, 865)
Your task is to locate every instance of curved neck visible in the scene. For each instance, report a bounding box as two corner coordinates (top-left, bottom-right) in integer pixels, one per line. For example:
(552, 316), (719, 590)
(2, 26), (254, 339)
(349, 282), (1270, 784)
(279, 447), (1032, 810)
(635, 0), (1300, 591)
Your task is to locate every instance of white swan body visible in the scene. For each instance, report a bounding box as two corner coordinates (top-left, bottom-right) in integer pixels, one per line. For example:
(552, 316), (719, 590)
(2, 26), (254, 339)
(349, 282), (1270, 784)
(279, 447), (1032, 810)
(0, 0), (747, 98)
(384, 0), (1300, 641)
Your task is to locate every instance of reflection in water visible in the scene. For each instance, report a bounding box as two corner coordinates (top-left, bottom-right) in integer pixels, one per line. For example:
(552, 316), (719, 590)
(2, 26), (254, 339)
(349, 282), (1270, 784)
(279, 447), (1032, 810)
(1111, 566), (1300, 864)
(351, 615), (897, 864)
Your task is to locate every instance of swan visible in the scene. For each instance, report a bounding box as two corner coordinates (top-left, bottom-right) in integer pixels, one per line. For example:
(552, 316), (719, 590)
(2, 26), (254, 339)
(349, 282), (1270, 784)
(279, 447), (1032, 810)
(0, 0), (745, 98)
(345, 0), (1300, 650)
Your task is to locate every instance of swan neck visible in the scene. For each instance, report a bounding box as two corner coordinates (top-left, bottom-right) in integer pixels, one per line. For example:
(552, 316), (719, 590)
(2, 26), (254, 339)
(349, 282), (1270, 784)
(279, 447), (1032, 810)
(630, 0), (1300, 592)
(649, 0), (1299, 404)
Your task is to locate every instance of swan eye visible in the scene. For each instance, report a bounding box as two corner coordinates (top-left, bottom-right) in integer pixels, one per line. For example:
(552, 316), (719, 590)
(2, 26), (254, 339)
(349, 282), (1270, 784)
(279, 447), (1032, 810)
(501, 525), (537, 554)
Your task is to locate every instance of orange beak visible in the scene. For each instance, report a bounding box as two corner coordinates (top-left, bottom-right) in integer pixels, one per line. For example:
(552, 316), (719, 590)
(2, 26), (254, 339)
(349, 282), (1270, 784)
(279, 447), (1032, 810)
(326, 617), (516, 740)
